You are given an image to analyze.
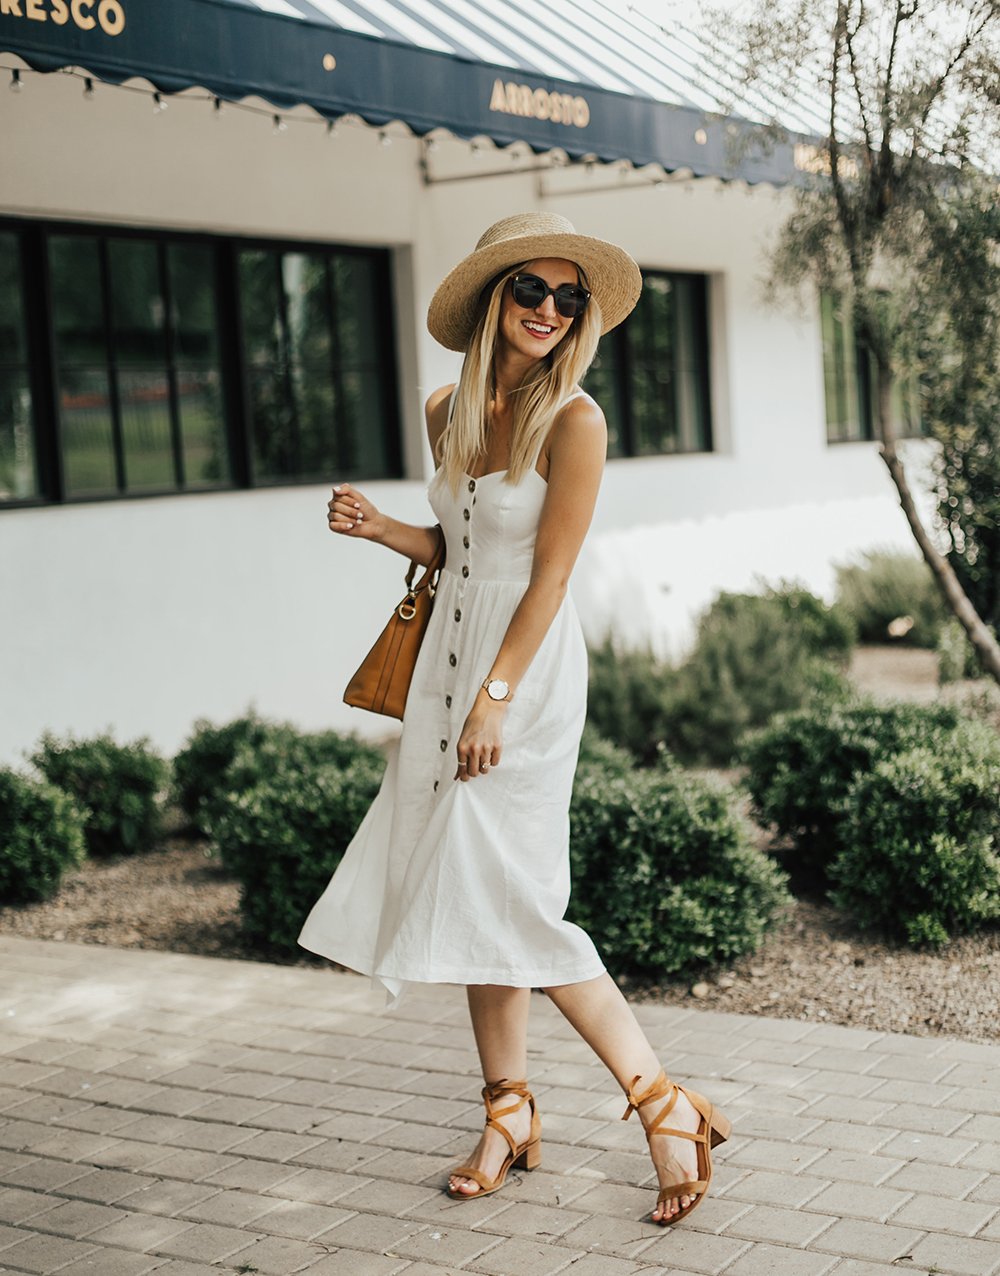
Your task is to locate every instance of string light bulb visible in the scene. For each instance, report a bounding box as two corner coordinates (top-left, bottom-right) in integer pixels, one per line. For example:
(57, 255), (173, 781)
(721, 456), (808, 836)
(378, 130), (392, 148)
(8, 69), (22, 94)
(212, 96), (224, 118)
(326, 119), (338, 138)
(272, 113), (287, 134)
(152, 91), (167, 114)
(82, 77), (94, 101)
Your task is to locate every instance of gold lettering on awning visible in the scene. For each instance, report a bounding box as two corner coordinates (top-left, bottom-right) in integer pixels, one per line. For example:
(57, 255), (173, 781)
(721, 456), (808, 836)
(0, 0), (124, 31)
(489, 77), (590, 128)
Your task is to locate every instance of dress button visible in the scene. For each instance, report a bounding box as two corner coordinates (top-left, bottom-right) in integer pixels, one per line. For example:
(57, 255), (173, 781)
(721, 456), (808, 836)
(449, 653), (457, 667)
(440, 739), (447, 752)
(454, 609), (462, 623)
(463, 508), (470, 521)
(446, 695), (452, 708)
(462, 566), (469, 578)
(468, 479), (476, 492)
(463, 535), (470, 548)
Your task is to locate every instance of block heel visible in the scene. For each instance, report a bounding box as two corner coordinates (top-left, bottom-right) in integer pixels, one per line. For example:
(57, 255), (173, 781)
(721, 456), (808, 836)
(515, 1137), (542, 1170)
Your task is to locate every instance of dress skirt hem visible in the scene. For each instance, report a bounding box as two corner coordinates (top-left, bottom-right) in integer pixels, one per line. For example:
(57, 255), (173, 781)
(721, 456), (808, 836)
(297, 933), (606, 1010)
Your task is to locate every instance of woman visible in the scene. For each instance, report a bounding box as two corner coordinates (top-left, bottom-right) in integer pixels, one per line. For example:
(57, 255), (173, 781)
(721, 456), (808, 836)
(299, 212), (730, 1226)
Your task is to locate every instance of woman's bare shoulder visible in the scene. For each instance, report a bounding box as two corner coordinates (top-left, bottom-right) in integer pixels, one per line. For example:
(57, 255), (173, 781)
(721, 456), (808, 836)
(553, 389), (606, 447)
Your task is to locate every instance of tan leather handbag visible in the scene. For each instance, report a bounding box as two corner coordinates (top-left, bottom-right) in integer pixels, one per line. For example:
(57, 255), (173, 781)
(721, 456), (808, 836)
(343, 528), (446, 720)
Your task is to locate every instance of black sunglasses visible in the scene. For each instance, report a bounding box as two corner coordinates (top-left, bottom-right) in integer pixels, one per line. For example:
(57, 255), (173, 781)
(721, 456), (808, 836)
(510, 273), (591, 319)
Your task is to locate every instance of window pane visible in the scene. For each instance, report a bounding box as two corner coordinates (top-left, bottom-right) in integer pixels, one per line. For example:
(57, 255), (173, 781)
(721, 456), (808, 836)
(50, 236), (108, 365)
(283, 254), (331, 364)
(177, 366), (229, 487)
(60, 368), (117, 496)
(109, 240), (165, 365)
(248, 369), (296, 480)
(629, 275), (678, 455)
(118, 369), (176, 491)
(330, 254), (378, 367)
(820, 291), (862, 442)
(295, 362), (336, 476)
(239, 250), (284, 366)
(168, 244), (219, 363)
(672, 275), (711, 452)
(0, 231), (27, 364)
(0, 369), (38, 500)
(582, 340), (625, 458)
(338, 370), (392, 475)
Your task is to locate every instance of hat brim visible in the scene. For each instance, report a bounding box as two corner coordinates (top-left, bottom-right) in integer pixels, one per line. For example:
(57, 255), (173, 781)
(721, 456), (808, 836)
(426, 231), (643, 353)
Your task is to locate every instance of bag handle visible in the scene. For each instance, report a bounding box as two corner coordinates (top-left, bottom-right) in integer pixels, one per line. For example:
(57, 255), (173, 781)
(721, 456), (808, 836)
(399, 526), (445, 620)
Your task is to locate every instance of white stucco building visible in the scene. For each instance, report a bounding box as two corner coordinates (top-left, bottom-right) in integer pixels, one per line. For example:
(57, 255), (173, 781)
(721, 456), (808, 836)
(0, 0), (928, 762)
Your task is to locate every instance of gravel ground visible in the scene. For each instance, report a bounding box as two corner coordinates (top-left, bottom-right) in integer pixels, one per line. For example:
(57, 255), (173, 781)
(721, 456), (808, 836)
(3, 646), (999, 1043)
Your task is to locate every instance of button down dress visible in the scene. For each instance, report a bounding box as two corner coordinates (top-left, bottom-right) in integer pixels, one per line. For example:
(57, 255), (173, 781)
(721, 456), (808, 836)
(298, 391), (606, 1006)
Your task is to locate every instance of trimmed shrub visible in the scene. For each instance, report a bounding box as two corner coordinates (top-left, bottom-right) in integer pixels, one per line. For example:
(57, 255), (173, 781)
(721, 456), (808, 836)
(586, 642), (679, 766)
(174, 713), (385, 838)
(0, 767), (87, 903)
(212, 743), (386, 953)
(588, 583), (852, 767)
(835, 550), (946, 647)
(830, 719), (1000, 946)
(568, 740), (791, 978)
(743, 698), (963, 870)
(30, 732), (168, 858)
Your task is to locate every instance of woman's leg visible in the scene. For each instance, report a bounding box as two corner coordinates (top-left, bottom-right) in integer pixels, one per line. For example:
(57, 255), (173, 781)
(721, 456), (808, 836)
(543, 973), (703, 1223)
(449, 984), (534, 1196)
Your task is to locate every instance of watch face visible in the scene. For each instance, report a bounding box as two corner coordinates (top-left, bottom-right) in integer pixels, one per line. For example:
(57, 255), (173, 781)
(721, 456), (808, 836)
(487, 679), (509, 700)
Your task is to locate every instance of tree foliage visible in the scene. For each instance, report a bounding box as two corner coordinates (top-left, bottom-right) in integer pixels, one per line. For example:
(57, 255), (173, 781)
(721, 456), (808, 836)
(699, 0), (1000, 677)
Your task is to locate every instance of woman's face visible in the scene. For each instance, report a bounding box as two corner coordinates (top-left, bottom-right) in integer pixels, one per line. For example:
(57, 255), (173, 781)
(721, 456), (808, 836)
(497, 258), (581, 362)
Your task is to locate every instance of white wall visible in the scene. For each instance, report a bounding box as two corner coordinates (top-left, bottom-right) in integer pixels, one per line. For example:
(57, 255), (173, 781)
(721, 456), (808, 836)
(0, 68), (931, 761)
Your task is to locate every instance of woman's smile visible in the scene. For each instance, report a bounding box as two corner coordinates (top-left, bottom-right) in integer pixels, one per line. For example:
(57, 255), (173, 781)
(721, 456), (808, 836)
(522, 319), (557, 340)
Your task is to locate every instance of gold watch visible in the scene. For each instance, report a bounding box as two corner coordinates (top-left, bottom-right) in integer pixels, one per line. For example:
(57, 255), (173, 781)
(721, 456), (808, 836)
(482, 678), (513, 703)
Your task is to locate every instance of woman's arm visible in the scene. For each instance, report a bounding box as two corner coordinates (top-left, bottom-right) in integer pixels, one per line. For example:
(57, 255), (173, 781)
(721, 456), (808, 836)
(325, 383), (456, 567)
(455, 395), (606, 780)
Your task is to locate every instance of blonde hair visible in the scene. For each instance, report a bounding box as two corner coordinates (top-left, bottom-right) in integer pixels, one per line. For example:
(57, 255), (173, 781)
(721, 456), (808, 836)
(435, 263), (603, 492)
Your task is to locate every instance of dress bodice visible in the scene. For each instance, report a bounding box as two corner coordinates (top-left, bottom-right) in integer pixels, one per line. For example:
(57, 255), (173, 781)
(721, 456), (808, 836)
(429, 468), (546, 586)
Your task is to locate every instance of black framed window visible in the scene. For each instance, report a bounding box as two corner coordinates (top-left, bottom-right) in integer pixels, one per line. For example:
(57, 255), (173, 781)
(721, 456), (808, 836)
(0, 231), (39, 501)
(583, 270), (712, 457)
(0, 220), (402, 508)
(238, 247), (395, 484)
(820, 291), (923, 443)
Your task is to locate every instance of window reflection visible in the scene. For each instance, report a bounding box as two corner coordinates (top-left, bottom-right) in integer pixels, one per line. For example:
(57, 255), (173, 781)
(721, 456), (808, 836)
(0, 231), (39, 500)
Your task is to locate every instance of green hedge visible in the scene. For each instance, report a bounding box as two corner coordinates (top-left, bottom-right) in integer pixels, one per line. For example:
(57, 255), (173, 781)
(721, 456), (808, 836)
(30, 732), (168, 858)
(835, 550), (945, 647)
(830, 722), (1000, 946)
(212, 744), (386, 951)
(0, 767), (87, 903)
(743, 699), (963, 870)
(174, 712), (385, 840)
(568, 736), (791, 977)
(588, 584), (853, 766)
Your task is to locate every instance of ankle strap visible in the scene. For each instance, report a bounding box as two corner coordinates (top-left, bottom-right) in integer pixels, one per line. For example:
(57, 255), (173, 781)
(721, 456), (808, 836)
(621, 1069), (672, 1122)
(483, 1079), (530, 1103)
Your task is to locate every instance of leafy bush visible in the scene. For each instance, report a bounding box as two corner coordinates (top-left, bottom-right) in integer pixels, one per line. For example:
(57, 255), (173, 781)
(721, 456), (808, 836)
(937, 618), (994, 683)
(30, 732), (168, 857)
(212, 743), (386, 952)
(743, 698), (964, 870)
(0, 767), (87, 903)
(568, 739), (791, 978)
(174, 713), (385, 838)
(835, 550), (946, 648)
(588, 583), (852, 766)
(830, 719), (1000, 946)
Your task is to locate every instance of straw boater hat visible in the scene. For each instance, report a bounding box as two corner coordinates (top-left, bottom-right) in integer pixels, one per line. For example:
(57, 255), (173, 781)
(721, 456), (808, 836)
(427, 212), (643, 352)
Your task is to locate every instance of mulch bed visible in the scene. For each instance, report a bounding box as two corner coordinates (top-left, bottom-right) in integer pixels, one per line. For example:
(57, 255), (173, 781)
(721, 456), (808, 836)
(3, 647), (999, 1044)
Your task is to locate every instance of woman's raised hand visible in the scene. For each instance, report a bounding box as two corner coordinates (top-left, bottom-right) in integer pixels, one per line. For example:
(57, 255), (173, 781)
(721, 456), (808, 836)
(327, 484), (383, 540)
(455, 698), (505, 782)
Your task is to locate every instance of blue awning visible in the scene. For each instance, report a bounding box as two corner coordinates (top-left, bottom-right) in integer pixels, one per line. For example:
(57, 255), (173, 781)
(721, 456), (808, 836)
(0, 0), (799, 182)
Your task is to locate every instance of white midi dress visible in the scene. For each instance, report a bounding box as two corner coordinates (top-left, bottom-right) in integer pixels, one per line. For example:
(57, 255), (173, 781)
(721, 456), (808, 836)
(298, 393), (606, 1007)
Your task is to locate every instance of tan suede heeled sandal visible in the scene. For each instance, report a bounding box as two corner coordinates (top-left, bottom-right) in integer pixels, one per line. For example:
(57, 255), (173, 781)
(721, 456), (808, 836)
(622, 1069), (732, 1226)
(446, 1079), (541, 1200)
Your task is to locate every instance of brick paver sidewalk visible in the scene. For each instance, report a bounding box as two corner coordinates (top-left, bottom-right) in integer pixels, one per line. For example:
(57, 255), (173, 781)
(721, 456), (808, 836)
(0, 936), (999, 1276)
